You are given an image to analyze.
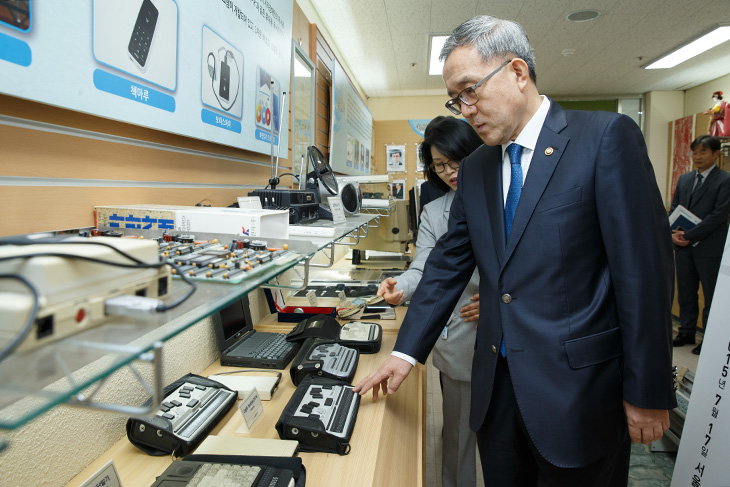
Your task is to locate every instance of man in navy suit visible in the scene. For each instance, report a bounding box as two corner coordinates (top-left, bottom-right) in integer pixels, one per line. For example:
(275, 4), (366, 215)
(670, 135), (730, 355)
(355, 15), (676, 485)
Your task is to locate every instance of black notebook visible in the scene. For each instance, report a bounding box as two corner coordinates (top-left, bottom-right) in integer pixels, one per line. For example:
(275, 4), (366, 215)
(212, 296), (300, 369)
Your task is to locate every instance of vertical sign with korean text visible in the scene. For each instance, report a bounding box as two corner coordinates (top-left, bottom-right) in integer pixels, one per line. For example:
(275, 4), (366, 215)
(671, 234), (730, 486)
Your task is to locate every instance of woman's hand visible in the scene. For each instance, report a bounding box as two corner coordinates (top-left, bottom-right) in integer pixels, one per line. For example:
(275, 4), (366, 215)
(460, 293), (479, 323)
(377, 278), (405, 306)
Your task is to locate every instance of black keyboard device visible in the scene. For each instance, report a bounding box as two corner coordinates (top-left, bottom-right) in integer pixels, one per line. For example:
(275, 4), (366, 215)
(126, 374), (237, 457)
(289, 337), (359, 386)
(150, 459), (294, 487)
(276, 375), (360, 455)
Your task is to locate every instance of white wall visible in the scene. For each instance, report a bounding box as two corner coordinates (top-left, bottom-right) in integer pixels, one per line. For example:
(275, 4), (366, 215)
(644, 91), (687, 204)
(685, 73), (730, 116)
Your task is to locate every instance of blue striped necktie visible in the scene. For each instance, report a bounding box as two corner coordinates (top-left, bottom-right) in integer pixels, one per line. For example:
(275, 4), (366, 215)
(501, 143), (523, 356)
(504, 143), (524, 239)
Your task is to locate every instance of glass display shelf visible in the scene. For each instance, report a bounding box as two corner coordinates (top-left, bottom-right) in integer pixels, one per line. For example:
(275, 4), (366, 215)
(0, 214), (378, 430)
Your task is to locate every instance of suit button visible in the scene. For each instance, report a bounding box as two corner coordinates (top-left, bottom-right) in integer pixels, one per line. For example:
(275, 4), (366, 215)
(502, 294), (512, 303)
(492, 345), (497, 354)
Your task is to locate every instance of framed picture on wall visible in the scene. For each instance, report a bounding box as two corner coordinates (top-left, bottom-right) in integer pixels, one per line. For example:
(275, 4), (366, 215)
(416, 143), (425, 173)
(391, 179), (406, 200)
(386, 144), (406, 172)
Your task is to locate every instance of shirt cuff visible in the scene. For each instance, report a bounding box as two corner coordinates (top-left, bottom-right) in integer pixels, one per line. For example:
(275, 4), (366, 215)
(391, 351), (417, 366)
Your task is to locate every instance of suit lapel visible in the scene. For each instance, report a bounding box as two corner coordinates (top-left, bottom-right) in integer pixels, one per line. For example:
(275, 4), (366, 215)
(483, 146), (506, 266)
(691, 167), (718, 206)
(502, 103), (569, 269)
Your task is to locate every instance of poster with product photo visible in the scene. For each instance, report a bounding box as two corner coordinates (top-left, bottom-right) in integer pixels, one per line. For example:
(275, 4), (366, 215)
(0, 0), (293, 155)
(329, 58), (372, 175)
(201, 25), (243, 119)
(386, 144), (406, 173)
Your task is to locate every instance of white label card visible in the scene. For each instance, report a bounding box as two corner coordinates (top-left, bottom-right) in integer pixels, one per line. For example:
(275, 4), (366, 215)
(327, 196), (347, 225)
(79, 460), (122, 487)
(306, 289), (319, 307)
(236, 389), (264, 434)
(338, 290), (348, 308)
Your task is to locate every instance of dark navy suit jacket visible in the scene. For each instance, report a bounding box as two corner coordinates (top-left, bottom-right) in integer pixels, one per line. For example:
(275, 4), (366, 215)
(670, 167), (730, 257)
(394, 101), (676, 468)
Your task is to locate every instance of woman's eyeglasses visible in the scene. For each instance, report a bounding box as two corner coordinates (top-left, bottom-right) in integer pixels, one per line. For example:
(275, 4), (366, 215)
(445, 59), (513, 115)
(430, 160), (460, 173)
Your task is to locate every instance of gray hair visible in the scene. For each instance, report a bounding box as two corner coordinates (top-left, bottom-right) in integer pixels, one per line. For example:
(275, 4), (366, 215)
(440, 15), (537, 82)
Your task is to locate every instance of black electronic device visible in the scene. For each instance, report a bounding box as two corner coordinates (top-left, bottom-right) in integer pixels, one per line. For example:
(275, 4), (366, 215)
(286, 314), (340, 342)
(219, 57), (230, 101)
(127, 0), (158, 72)
(287, 315), (382, 354)
(307, 146), (342, 220)
(338, 321), (382, 353)
(275, 375), (360, 455)
(0, 0), (30, 31)
(289, 338), (359, 386)
(213, 295), (300, 369)
(150, 457), (296, 487)
(338, 180), (362, 215)
(248, 188), (320, 224)
(126, 374), (237, 457)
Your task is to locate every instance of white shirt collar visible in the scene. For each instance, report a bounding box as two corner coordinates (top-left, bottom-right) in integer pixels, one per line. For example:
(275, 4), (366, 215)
(501, 96), (551, 155)
(698, 165), (716, 177)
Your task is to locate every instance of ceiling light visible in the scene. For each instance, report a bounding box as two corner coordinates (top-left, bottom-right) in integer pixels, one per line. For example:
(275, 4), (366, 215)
(566, 10), (600, 22)
(645, 25), (730, 69)
(429, 35), (448, 76)
(562, 49), (576, 57)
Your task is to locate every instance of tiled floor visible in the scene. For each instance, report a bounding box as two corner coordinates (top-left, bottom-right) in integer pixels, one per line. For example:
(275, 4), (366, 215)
(424, 328), (701, 487)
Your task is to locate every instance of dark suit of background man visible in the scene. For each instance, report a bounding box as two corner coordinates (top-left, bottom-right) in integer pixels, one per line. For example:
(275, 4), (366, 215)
(355, 15), (676, 486)
(670, 135), (730, 355)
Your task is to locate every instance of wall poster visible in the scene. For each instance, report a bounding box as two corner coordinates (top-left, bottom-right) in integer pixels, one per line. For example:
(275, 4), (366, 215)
(0, 0), (293, 155)
(386, 144), (406, 173)
(330, 58), (372, 175)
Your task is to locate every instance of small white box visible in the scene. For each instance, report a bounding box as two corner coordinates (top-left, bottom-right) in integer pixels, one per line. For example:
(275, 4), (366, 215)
(95, 204), (289, 238)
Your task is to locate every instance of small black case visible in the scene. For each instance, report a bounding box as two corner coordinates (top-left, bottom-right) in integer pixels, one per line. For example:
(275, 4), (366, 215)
(126, 373), (236, 457)
(275, 375), (360, 455)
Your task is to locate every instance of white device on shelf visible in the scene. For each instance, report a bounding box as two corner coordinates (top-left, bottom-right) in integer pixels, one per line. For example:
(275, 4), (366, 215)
(0, 237), (171, 355)
(206, 374), (280, 400)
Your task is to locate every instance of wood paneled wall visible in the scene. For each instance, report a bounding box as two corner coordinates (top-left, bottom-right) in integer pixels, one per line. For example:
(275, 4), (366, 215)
(372, 120), (427, 192)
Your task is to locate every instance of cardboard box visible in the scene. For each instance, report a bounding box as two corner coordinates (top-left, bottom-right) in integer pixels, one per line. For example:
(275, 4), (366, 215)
(95, 204), (289, 238)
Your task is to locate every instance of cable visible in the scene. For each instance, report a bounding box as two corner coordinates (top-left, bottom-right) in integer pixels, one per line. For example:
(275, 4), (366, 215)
(0, 238), (197, 312)
(0, 274), (40, 362)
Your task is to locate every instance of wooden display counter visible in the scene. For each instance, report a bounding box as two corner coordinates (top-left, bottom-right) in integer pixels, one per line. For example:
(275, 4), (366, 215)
(66, 309), (424, 487)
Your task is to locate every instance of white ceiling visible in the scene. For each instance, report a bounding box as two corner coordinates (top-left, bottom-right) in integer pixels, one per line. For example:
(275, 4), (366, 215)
(308, 0), (730, 99)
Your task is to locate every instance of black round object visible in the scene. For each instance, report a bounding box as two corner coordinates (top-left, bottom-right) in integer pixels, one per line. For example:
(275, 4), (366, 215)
(307, 146), (338, 195)
(339, 181), (361, 215)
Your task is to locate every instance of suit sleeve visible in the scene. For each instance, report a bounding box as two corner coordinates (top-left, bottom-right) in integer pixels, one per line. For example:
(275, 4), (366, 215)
(684, 174), (730, 242)
(393, 171), (477, 364)
(393, 201), (440, 300)
(669, 175), (682, 214)
(594, 114), (676, 410)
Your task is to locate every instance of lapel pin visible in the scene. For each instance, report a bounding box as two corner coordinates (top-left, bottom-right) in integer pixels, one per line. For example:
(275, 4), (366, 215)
(545, 147), (554, 156)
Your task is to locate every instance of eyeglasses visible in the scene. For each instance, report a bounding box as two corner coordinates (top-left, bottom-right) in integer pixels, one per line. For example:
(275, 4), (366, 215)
(445, 59), (513, 115)
(430, 160), (460, 173)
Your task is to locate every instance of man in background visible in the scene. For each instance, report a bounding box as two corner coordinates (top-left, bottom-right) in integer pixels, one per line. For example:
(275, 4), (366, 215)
(356, 15), (676, 486)
(671, 135), (730, 355)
